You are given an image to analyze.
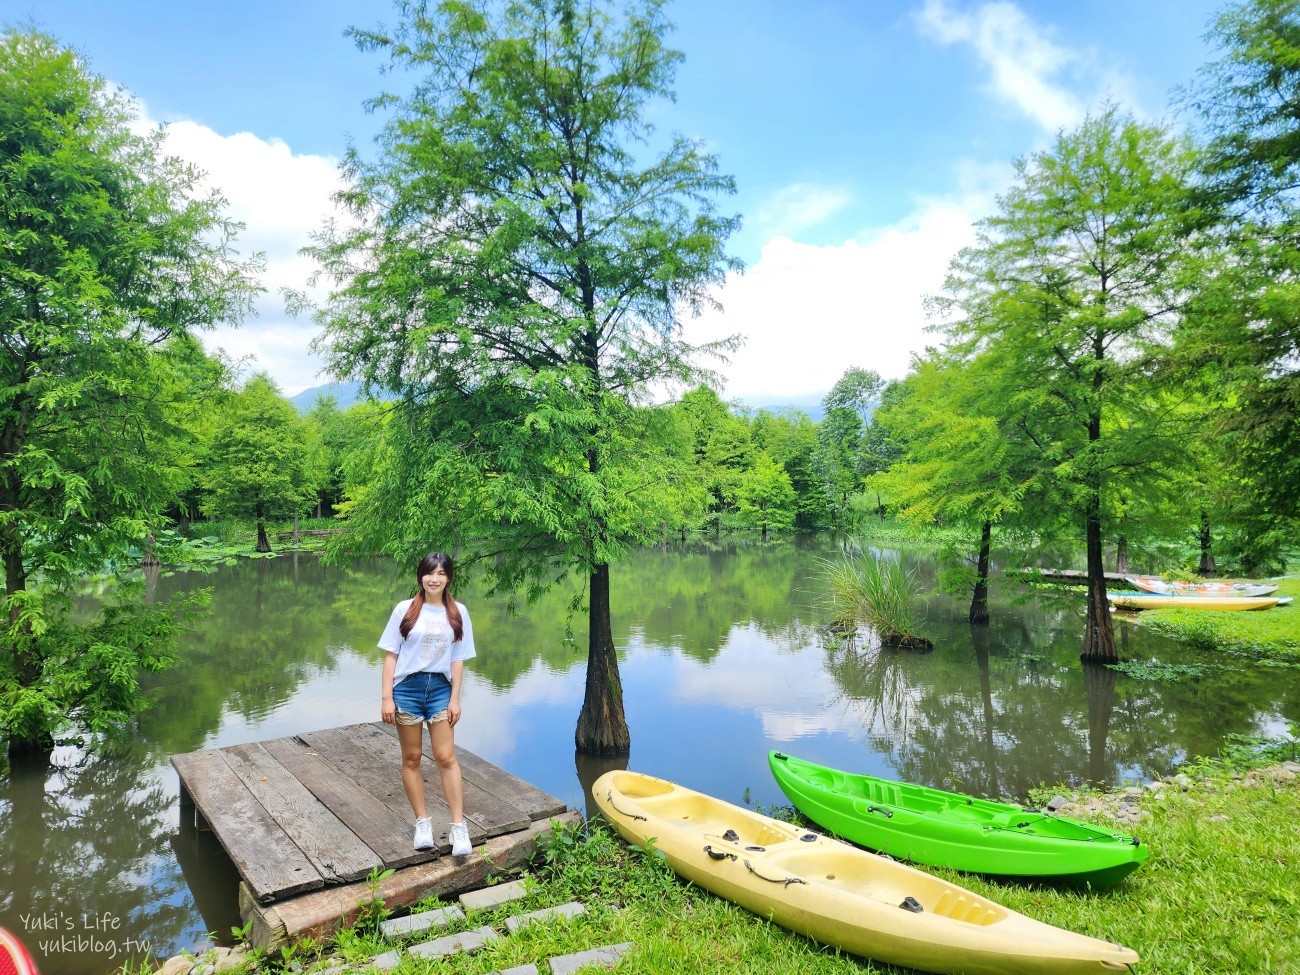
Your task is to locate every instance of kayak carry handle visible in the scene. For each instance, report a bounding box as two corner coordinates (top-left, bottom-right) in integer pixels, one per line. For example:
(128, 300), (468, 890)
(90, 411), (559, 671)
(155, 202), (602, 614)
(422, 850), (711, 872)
(867, 805), (894, 819)
(745, 860), (807, 887)
(603, 790), (647, 822)
(704, 845), (737, 862)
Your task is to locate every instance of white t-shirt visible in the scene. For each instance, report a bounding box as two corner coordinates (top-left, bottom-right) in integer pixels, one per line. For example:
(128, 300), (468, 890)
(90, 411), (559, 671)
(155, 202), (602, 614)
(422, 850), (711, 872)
(378, 599), (476, 684)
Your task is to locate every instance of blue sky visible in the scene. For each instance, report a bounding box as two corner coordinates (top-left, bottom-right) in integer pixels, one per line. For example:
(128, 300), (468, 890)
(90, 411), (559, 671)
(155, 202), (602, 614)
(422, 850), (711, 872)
(7, 0), (1227, 406)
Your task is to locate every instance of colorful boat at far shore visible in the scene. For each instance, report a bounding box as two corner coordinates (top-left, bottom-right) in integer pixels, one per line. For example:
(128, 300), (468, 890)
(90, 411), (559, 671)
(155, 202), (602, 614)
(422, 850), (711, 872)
(1124, 575), (1278, 597)
(768, 751), (1148, 890)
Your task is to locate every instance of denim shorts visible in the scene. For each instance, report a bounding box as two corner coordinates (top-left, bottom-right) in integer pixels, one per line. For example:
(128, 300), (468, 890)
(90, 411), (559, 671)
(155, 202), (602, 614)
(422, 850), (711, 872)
(392, 671), (452, 724)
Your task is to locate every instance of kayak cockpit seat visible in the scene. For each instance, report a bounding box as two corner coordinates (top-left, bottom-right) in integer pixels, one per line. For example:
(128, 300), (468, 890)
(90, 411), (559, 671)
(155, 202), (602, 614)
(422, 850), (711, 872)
(931, 889), (1006, 926)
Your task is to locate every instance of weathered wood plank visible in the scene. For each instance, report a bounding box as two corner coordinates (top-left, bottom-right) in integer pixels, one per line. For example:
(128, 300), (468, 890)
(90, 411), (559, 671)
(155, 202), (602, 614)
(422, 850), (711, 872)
(457, 749), (569, 821)
(376, 721), (568, 821)
(170, 749), (323, 902)
(261, 734), (424, 868)
(294, 725), (439, 842)
(344, 722), (532, 842)
(223, 742), (379, 884)
(175, 722), (569, 907)
(241, 810), (583, 951)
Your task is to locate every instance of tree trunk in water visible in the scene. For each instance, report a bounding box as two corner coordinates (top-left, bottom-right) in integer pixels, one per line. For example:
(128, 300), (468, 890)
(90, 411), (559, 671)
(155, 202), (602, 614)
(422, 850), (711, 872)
(1115, 535), (1129, 573)
(256, 520), (272, 553)
(1197, 510), (1216, 576)
(1081, 498), (1117, 662)
(575, 563), (630, 755)
(574, 750), (630, 821)
(969, 519), (991, 625)
(293, 513), (301, 547)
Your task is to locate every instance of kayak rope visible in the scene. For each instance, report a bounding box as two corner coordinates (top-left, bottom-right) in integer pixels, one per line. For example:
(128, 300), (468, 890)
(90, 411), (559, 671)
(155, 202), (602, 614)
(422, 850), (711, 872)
(744, 861), (807, 887)
(603, 791), (646, 822)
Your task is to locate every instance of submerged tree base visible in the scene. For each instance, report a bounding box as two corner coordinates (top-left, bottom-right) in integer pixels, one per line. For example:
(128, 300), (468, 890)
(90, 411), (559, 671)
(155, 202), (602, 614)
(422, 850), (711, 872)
(881, 632), (935, 652)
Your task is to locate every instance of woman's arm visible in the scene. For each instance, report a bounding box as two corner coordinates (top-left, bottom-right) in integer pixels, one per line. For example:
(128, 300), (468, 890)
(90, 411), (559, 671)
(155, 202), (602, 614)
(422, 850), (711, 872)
(381, 652), (398, 724)
(447, 658), (464, 727)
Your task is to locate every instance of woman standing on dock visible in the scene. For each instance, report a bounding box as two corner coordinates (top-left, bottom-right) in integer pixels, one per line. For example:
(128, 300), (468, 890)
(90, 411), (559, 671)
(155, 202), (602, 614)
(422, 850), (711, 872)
(379, 552), (476, 855)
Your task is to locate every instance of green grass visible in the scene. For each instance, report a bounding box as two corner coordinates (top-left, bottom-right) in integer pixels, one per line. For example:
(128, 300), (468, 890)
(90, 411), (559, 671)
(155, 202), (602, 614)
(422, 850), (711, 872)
(1122, 576), (1300, 665)
(117, 753), (1300, 975)
(818, 552), (929, 647)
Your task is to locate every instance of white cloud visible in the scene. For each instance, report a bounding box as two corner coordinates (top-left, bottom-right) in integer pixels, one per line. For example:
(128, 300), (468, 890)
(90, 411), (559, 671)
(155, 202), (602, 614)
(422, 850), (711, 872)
(139, 109), (348, 396)
(917, 0), (1136, 133)
(751, 182), (854, 236)
(676, 2), (1142, 408)
(684, 187), (991, 402)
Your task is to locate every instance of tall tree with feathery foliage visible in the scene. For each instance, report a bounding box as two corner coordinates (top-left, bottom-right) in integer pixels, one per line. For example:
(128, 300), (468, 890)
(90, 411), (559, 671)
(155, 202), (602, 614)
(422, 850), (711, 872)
(304, 0), (740, 754)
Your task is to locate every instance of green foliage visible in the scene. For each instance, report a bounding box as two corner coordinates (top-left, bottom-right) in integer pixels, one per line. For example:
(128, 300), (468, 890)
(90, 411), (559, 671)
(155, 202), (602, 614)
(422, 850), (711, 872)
(1190, 730), (1300, 770)
(731, 452), (796, 536)
(1176, 0), (1300, 537)
(1121, 576), (1300, 664)
(353, 865), (396, 933)
(669, 386), (755, 532)
(0, 27), (259, 757)
(534, 820), (677, 906)
(749, 408), (833, 531)
(0, 587), (208, 750)
(818, 550), (929, 645)
(813, 367), (884, 527)
(1106, 659), (1216, 682)
(201, 375), (316, 550)
(308, 0), (743, 573)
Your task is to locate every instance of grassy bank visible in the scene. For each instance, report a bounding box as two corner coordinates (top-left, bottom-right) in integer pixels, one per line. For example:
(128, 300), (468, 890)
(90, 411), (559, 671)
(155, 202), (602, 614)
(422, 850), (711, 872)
(127, 752), (1299, 975)
(1116, 576), (1300, 665)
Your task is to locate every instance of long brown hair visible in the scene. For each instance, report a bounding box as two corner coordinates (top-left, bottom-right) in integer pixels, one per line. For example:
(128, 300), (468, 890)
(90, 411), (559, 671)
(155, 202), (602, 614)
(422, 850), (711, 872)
(399, 552), (464, 641)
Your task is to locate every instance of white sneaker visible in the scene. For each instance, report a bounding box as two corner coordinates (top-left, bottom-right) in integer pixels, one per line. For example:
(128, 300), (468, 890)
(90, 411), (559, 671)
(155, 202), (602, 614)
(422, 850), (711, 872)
(449, 821), (472, 857)
(413, 817), (435, 851)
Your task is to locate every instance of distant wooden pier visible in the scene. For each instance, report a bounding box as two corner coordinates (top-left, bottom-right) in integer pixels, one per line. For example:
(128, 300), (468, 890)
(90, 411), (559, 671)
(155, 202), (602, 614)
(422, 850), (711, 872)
(1014, 568), (1128, 585)
(172, 722), (579, 947)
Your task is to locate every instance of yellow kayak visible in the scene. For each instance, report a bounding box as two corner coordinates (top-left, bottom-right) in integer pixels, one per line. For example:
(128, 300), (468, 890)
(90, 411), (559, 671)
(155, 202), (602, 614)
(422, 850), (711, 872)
(593, 770), (1138, 975)
(1108, 592), (1287, 611)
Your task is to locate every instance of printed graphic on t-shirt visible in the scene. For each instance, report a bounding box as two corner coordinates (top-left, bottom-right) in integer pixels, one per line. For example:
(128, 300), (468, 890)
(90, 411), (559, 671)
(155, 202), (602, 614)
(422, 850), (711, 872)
(417, 619), (452, 669)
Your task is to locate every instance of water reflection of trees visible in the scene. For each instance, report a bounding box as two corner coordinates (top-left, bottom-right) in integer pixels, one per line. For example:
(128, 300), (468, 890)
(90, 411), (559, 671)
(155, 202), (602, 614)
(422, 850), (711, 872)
(817, 587), (1300, 798)
(112, 546), (1300, 794)
(467, 539), (838, 683)
(138, 556), (385, 754)
(0, 743), (193, 975)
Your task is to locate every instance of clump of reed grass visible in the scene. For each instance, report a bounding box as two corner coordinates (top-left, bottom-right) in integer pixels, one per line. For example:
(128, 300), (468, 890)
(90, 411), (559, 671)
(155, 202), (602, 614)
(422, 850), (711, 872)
(819, 552), (933, 651)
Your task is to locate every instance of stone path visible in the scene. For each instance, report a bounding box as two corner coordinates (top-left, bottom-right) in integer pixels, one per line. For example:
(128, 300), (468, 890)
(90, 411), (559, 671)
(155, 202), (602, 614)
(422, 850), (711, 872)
(176, 877), (631, 975)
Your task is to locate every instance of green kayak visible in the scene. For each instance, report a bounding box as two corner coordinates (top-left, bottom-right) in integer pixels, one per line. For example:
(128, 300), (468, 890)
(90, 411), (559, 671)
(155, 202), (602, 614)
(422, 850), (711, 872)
(769, 751), (1148, 889)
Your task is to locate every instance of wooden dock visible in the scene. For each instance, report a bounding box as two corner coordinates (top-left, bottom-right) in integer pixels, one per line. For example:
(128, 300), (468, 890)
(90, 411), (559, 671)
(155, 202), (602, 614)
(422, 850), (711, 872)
(172, 721), (579, 946)
(1014, 567), (1128, 585)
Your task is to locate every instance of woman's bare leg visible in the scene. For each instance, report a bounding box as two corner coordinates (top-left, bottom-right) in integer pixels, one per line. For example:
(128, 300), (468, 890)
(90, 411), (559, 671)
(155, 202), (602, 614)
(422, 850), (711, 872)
(396, 722), (427, 818)
(428, 717), (464, 822)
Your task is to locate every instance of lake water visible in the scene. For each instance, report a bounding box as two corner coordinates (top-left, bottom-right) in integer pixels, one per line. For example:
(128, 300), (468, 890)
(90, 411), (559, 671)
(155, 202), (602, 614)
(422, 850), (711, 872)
(2, 538), (1295, 975)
